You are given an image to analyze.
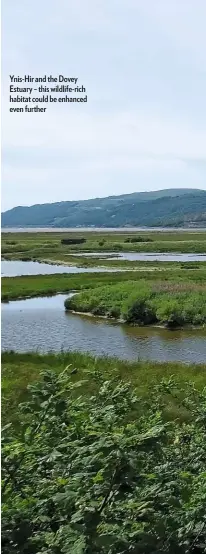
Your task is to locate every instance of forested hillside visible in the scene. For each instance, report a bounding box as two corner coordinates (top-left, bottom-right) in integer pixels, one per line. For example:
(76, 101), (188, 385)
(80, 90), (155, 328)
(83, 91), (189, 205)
(2, 189), (206, 228)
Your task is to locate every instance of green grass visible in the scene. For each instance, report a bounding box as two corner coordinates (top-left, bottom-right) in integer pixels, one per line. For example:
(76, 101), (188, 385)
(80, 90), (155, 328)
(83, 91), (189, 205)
(65, 280), (206, 327)
(3, 248), (206, 271)
(2, 351), (206, 425)
(1, 272), (139, 301)
(2, 230), (206, 264)
(2, 263), (206, 302)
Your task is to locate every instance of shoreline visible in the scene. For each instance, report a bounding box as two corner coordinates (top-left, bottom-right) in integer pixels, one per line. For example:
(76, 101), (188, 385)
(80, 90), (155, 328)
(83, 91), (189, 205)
(2, 226), (206, 232)
(65, 307), (205, 331)
(1, 289), (77, 303)
(2, 256), (206, 274)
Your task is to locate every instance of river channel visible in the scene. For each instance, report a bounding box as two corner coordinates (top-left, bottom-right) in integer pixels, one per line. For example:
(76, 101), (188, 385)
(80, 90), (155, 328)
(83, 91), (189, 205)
(2, 293), (206, 363)
(73, 252), (206, 262)
(2, 252), (206, 279)
(2, 259), (206, 363)
(1, 259), (124, 277)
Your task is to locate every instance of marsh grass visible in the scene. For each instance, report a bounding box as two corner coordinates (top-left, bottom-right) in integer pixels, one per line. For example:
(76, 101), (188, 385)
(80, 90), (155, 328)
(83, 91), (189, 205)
(2, 262), (206, 302)
(2, 230), (206, 263)
(2, 351), (206, 426)
(65, 280), (206, 327)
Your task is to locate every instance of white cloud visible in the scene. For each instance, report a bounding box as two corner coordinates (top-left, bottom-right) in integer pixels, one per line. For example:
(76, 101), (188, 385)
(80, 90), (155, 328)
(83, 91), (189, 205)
(138, 0), (206, 70)
(3, 109), (206, 160)
(1, 0), (206, 210)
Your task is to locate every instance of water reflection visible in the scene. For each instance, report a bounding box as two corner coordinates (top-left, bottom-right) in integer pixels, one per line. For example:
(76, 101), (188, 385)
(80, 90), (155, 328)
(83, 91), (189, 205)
(2, 294), (206, 364)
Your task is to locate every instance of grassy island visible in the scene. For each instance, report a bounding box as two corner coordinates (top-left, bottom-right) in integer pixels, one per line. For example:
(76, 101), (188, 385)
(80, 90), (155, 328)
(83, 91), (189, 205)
(65, 279), (206, 328)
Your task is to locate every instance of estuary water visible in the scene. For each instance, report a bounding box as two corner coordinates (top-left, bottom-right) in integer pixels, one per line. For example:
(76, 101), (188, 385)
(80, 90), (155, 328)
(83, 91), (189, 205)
(1, 259), (124, 277)
(73, 252), (206, 262)
(2, 294), (206, 364)
(2, 251), (206, 279)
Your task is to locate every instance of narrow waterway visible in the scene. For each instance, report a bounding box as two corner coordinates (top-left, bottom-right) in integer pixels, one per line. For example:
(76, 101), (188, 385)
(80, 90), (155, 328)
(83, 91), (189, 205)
(2, 253), (206, 279)
(2, 294), (206, 363)
(1, 259), (125, 277)
(73, 252), (206, 262)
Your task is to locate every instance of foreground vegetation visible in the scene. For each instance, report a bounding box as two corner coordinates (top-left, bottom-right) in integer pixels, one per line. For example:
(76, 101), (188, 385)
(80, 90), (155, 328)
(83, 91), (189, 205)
(2, 351), (206, 425)
(2, 360), (206, 553)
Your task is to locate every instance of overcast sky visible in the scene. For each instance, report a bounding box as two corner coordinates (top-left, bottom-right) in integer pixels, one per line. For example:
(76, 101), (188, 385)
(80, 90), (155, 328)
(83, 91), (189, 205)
(2, 0), (206, 211)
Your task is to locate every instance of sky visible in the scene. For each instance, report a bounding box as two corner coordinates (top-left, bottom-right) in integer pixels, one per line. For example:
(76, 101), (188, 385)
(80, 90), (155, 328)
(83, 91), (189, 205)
(1, 0), (206, 211)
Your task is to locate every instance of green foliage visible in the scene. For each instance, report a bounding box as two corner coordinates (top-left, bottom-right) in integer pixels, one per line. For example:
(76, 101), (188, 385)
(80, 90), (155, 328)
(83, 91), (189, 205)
(156, 294), (206, 328)
(112, 243), (123, 251)
(156, 299), (185, 328)
(2, 260), (206, 303)
(5, 240), (17, 245)
(124, 236), (153, 243)
(61, 238), (86, 245)
(65, 281), (206, 328)
(3, 352), (206, 428)
(121, 286), (156, 324)
(1, 272), (141, 302)
(2, 370), (206, 553)
(64, 282), (135, 317)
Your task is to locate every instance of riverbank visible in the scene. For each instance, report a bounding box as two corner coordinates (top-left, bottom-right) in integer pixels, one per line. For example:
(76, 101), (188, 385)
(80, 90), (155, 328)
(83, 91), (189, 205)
(68, 307), (205, 330)
(1, 271), (139, 301)
(2, 351), (206, 425)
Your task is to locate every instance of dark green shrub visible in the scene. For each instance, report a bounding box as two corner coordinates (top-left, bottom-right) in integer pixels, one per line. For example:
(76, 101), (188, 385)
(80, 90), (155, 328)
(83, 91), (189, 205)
(91, 304), (106, 316)
(122, 289), (156, 324)
(181, 263), (200, 270)
(125, 237), (153, 243)
(113, 243), (123, 250)
(1, 294), (9, 303)
(156, 299), (185, 328)
(61, 238), (86, 245)
(108, 306), (121, 318)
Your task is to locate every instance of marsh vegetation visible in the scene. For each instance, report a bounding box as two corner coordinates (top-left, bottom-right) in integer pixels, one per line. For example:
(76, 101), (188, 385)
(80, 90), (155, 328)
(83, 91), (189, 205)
(2, 230), (206, 267)
(65, 280), (206, 328)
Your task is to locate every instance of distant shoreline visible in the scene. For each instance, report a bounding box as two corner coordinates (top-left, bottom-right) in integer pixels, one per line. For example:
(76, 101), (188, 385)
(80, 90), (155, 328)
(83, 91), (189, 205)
(2, 227), (206, 233)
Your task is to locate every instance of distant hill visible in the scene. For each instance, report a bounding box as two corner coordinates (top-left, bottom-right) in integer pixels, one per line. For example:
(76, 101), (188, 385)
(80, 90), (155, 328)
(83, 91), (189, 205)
(2, 189), (206, 228)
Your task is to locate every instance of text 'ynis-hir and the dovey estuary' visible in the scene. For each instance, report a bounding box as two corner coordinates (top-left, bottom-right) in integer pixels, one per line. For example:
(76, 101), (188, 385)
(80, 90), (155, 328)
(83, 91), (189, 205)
(9, 74), (88, 113)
